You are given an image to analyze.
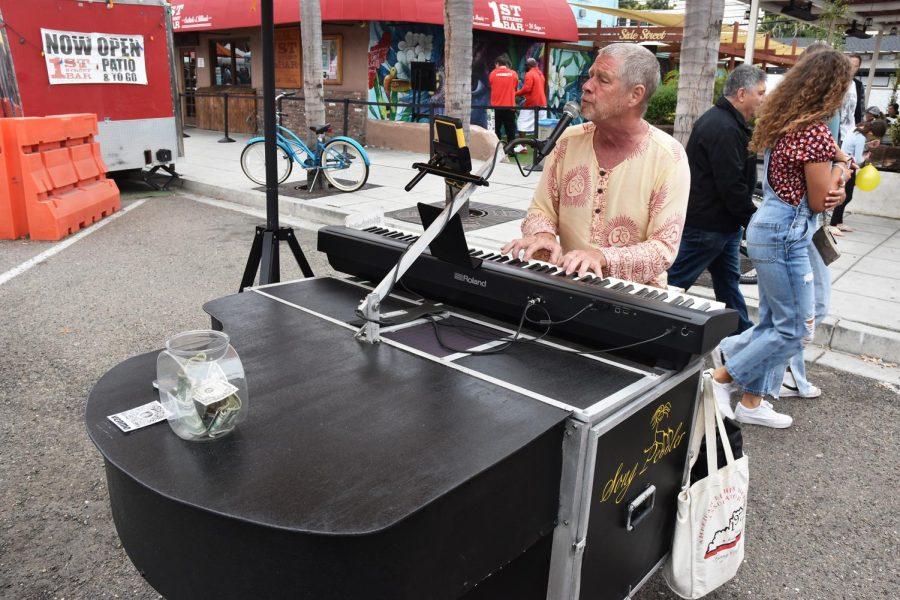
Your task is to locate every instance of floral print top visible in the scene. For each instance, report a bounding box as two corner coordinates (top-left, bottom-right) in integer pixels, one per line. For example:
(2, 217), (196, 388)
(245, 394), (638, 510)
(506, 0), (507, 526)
(767, 122), (837, 206)
(521, 122), (690, 288)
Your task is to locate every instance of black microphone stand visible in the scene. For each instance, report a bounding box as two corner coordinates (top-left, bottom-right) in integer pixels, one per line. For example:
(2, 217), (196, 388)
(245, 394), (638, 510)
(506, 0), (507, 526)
(239, 0), (314, 293)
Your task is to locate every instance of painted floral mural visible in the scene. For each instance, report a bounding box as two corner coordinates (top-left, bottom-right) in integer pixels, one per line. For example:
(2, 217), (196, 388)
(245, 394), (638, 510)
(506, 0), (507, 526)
(548, 47), (594, 119)
(367, 22), (547, 127)
(368, 22), (444, 122)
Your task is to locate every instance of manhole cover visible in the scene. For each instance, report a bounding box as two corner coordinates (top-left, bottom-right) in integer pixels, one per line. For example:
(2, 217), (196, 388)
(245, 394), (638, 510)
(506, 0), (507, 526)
(385, 201), (527, 232)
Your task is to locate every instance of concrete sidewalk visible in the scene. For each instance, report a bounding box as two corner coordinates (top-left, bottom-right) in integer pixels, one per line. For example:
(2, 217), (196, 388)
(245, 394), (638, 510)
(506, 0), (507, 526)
(175, 129), (900, 377)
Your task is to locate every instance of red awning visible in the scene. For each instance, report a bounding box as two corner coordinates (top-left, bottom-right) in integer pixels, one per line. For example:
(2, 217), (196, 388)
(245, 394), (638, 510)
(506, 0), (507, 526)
(172, 0), (578, 42)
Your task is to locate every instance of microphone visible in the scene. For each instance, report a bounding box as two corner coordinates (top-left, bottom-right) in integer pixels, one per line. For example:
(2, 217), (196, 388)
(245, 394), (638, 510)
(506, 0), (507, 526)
(537, 101), (580, 159)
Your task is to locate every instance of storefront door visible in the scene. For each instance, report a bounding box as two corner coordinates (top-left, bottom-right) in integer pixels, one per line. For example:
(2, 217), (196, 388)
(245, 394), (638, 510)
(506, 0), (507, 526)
(180, 48), (197, 125)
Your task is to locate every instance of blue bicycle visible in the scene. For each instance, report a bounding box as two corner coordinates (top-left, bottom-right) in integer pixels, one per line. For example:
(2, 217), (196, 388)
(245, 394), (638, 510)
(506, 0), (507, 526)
(240, 92), (370, 192)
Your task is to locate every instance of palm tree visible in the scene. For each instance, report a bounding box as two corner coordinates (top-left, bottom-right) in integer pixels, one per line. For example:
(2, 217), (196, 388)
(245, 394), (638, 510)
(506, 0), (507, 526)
(444, 0), (473, 134)
(673, 0), (726, 145)
(300, 0), (325, 144)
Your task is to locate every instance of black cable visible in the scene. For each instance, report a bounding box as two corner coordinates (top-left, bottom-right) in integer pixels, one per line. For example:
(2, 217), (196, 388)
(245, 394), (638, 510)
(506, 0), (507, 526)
(397, 281), (427, 303)
(578, 327), (677, 355)
(509, 143), (542, 178)
(525, 301), (595, 326)
(427, 298), (675, 358)
(426, 300), (549, 355)
(481, 141), (506, 181)
(0, 20), (40, 51)
(425, 318), (505, 343)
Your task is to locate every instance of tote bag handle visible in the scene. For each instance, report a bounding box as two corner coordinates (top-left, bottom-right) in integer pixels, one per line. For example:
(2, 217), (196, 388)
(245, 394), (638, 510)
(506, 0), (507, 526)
(690, 372), (737, 476)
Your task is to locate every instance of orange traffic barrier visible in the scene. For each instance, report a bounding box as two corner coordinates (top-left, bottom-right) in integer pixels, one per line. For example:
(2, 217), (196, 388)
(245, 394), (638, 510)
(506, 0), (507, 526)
(0, 114), (120, 241)
(0, 139), (29, 239)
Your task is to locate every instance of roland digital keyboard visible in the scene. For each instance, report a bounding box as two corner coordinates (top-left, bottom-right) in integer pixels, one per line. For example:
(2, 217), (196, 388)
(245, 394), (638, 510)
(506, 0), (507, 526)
(318, 225), (738, 368)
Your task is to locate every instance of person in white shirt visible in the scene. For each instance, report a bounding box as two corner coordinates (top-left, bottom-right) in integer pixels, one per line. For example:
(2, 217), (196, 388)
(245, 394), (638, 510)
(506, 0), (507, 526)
(838, 55), (862, 142)
(830, 119), (887, 233)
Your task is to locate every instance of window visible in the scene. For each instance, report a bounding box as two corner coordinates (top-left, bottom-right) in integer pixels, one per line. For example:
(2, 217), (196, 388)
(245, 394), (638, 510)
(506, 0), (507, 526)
(210, 38), (252, 86)
(322, 34), (343, 85)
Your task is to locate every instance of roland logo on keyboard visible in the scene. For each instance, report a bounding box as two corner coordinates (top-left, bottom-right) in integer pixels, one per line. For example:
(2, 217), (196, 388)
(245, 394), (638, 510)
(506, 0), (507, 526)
(454, 272), (487, 288)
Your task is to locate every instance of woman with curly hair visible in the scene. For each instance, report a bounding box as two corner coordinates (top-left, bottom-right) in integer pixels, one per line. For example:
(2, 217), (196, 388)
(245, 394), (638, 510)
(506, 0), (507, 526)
(709, 48), (853, 428)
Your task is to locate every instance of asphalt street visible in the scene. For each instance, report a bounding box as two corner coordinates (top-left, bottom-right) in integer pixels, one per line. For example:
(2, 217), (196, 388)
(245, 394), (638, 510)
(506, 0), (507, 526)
(0, 191), (896, 599)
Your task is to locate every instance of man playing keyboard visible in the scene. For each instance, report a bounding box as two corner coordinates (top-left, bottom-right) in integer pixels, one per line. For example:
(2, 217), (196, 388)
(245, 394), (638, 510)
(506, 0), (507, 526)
(502, 44), (690, 289)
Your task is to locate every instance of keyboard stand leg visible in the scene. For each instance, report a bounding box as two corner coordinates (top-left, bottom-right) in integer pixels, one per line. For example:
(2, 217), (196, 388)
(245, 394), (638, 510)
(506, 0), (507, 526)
(281, 228), (315, 278)
(239, 226), (266, 292)
(239, 225), (315, 292)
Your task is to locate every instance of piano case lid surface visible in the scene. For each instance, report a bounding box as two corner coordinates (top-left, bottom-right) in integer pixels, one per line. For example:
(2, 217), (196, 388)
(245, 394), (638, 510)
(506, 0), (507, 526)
(86, 284), (570, 536)
(260, 277), (654, 413)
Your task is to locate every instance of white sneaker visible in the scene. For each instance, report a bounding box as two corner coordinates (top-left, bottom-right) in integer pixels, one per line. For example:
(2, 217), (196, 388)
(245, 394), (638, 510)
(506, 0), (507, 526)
(734, 401), (793, 428)
(781, 368), (821, 398)
(711, 344), (726, 370)
(711, 376), (736, 420)
(779, 384), (821, 398)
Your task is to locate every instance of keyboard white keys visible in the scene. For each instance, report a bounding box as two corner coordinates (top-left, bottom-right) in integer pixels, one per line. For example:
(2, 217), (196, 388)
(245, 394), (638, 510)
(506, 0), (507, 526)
(364, 226), (726, 313)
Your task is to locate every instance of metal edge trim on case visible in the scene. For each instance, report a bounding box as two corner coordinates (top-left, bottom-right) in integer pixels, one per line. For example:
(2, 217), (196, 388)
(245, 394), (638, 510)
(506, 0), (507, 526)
(546, 418), (592, 600)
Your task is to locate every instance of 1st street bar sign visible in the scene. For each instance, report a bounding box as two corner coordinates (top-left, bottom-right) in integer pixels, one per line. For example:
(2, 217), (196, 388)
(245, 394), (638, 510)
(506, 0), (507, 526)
(41, 29), (148, 85)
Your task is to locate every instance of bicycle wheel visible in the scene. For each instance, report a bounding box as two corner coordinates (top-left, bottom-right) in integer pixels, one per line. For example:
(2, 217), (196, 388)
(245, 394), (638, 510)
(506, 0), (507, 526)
(240, 141), (292, 186)
(321, 140), (369, 192)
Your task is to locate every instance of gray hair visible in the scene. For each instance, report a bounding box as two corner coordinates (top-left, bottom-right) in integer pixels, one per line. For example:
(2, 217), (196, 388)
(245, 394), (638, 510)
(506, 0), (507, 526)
(723, 65), (766, 98)
(597, 43), (660, 112)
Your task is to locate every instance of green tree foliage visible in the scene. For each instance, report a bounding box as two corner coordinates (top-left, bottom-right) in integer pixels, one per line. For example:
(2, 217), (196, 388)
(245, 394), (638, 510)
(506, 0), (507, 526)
(756, 0), (847, 47)
(756, 14), (821, 39)
(646, 75), (678, 125)
(646, 69), (727, 126)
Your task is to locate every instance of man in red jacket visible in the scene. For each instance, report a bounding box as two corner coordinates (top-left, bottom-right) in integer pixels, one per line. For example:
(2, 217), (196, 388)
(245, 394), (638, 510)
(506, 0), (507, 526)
(488, 56), (519, 147)
(515, 58), (547, 137)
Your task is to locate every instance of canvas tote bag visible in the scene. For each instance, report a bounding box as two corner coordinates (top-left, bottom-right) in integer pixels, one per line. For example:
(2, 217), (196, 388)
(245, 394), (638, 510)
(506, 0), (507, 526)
(664, 371), (750, 598)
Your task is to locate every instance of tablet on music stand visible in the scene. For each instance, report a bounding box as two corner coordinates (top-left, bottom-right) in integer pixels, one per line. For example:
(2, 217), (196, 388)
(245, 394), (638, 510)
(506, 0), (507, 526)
(417, 203), (482, 270)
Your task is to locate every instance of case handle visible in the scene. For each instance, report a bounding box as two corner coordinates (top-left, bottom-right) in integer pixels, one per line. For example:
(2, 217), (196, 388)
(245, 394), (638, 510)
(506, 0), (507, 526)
(625, 484), (656, 532)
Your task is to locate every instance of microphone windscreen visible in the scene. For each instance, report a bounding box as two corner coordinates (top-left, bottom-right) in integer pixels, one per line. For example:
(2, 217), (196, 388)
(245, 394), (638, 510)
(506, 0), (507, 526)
(563, 101), (581, 119)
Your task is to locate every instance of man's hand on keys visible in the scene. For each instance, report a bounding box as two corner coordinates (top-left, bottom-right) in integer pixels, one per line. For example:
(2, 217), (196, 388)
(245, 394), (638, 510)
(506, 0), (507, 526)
(501, 233), (563, 263)
(558, 249), (606, 278)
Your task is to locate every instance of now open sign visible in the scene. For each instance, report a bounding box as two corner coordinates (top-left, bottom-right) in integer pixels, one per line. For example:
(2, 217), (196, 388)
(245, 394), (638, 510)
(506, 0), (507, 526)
(41, 28), (148, 85)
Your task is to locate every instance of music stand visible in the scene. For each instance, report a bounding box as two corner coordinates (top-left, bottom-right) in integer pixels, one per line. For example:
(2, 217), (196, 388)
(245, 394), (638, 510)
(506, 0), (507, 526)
(417, 203), (482, 270)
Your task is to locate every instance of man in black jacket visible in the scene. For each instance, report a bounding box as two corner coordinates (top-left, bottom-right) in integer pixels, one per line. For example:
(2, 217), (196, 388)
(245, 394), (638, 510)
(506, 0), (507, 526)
(667, 65), (766, 333)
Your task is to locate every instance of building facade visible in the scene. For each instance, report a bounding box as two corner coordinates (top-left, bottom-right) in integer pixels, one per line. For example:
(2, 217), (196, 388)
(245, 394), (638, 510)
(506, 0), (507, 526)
(171, 1), (579, 142)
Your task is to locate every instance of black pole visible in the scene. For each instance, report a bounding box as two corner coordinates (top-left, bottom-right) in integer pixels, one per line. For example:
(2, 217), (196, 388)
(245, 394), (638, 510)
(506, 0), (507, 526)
(342, 98), (350, 135)
(259, 0), (279, 284)
(218, 93), (235, 143)
(428, 100), (435, 156)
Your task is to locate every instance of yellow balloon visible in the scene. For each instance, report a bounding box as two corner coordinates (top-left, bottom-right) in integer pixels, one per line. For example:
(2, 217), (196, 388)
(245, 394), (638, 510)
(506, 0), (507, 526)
(855, 164), (881, 192)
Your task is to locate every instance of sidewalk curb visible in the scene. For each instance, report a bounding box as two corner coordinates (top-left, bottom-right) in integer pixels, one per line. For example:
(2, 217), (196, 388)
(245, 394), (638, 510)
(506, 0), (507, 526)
(693, 287), (900, 364)
(176, 178), (351, 226)
(177, 175), (900, 366)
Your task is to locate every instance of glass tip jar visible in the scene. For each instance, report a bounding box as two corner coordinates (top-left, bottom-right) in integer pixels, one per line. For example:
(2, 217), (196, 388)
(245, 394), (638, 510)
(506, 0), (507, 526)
(156, 330), (248, 441)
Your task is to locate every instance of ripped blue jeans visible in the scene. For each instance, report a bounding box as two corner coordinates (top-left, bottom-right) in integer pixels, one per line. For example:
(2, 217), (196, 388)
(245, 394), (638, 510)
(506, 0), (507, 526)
(719, 197), (818, 397)
(721, 243), (829, 397)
